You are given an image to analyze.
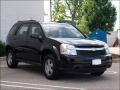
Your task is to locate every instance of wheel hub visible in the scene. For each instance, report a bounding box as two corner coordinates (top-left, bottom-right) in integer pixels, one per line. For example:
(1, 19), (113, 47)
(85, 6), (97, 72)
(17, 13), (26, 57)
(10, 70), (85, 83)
(7, 53), (12, 65)
(45, 59), (53, 76)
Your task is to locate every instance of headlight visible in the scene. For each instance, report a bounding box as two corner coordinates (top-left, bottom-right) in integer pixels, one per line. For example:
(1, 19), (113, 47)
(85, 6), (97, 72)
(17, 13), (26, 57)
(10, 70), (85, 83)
(104, 44), (110, 54)
(60, 44), (77, 55)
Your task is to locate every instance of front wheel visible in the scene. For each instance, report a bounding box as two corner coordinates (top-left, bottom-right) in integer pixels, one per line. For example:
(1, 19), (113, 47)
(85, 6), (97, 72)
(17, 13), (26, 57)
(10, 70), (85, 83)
(91, 71), (105, 76)
(6, 50), (18, 68)
(43, 54), (59, 80)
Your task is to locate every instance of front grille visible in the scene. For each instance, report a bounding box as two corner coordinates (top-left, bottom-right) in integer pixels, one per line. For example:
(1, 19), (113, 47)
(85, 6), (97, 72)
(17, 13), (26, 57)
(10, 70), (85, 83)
(77, 49), (106, 56)
(75, 45), (104, 48)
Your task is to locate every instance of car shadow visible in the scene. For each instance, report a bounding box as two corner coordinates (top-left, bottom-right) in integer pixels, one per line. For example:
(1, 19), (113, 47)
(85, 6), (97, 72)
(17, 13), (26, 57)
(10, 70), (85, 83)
(18, 63), (43, 74)
(17, 63), (111, 82)
(59, 72), (110, 83)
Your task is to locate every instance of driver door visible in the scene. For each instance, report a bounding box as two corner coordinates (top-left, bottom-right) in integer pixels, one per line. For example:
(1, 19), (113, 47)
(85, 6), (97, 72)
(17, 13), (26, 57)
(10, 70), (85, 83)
(25, 23), (43, 62)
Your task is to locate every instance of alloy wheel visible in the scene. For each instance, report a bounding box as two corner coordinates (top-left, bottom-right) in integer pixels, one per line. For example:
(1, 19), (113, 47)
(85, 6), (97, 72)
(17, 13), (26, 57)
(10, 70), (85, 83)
(45, 59), (54, 76)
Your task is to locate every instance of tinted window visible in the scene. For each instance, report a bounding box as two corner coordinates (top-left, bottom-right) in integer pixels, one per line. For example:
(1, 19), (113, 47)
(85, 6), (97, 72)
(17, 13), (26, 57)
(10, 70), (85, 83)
(16, 24), (29, 36)
(42, 23), (85, 38)
(29, 24), (40, 35)
(9, 23), (18, 35)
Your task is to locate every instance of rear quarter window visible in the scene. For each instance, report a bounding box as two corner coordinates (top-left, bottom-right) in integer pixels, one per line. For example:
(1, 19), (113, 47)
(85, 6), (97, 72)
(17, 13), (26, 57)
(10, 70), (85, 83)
(8, 23), (19, 35)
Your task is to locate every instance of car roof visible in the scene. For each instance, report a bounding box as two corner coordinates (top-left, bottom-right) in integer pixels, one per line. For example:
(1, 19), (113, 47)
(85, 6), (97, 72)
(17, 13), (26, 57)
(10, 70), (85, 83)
(16, 20), (39, 24)
(41, 22), (69, 25)
(16, 20), (69, 25)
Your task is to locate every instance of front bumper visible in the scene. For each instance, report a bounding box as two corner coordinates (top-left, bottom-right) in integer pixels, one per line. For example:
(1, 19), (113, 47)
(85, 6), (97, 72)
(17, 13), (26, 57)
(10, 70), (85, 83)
(59, 54), (112, 73)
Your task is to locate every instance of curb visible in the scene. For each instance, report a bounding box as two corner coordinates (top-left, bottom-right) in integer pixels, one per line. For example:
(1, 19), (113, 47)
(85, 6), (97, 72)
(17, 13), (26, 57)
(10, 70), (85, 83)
(112, 54), (120, 63)
(0, 56), (6, 61)
(112, 59), (120, 63)
(112, 54), (120, 57)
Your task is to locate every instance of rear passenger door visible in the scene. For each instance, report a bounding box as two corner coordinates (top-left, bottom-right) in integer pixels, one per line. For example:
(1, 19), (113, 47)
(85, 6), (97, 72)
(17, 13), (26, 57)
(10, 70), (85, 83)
(15, 23), (30, 60)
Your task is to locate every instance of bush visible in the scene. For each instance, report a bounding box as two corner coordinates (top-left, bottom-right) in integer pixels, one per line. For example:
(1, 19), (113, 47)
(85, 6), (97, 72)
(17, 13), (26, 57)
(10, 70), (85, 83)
(0, 41), (6, 56)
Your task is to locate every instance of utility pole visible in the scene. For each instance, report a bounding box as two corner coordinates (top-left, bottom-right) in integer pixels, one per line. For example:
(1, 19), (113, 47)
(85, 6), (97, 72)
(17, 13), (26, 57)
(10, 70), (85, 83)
(50, 0), (52, 21)
(0, 0), (1, 41)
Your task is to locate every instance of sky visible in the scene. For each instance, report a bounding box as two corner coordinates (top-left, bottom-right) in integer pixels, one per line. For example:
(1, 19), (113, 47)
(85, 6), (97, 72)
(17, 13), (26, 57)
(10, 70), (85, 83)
(44, 0), (120, 31)
(111, 0), (120, 31)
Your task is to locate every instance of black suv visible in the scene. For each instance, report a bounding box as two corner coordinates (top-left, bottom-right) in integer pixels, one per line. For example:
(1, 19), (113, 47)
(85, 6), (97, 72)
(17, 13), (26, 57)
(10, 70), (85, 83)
(6, 20), (112, 79)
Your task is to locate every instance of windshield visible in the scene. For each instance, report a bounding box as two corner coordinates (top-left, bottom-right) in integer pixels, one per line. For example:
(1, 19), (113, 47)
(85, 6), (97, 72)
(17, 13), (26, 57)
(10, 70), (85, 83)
(42, 23), (85, 38)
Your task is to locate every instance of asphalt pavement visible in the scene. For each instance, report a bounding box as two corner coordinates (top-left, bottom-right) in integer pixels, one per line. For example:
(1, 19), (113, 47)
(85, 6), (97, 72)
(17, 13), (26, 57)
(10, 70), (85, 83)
(0, 58), (120, 90)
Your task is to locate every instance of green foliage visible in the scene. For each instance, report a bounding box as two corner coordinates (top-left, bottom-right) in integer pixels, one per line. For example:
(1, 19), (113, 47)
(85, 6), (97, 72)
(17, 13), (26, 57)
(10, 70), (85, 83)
(52, 0), (66, 21)
(0, 41), (6, 56)
(65, 0), (83, 22)
(52, 0), (116, 33)
(52, 0), (86, 32)
(52, 0), (83, 22)
(80, 0), (117, 32)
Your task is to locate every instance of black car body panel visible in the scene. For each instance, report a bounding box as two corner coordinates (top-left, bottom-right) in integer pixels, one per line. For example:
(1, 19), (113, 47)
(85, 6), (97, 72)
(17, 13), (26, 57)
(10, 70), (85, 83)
(6, 20), (112, 74)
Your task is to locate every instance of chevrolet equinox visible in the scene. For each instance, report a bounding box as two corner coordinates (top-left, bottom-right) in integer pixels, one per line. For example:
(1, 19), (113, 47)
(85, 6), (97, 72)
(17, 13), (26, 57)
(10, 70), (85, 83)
(6, 20), (112, 79)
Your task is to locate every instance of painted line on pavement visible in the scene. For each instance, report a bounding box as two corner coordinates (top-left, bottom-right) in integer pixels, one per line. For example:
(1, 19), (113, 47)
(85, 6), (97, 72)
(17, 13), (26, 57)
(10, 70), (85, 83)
(106, 71), (118, 75)
(0, 65), (7, 67)
(1, 84), (50, 90)
(1, 80), (86, 90)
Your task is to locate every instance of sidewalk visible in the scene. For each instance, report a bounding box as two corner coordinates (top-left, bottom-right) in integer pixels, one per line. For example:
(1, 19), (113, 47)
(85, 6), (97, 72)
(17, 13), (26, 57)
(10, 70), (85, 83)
(0, 57), (6, 61)
(109, 47), (120, 56)
(109, 47), (120, 63)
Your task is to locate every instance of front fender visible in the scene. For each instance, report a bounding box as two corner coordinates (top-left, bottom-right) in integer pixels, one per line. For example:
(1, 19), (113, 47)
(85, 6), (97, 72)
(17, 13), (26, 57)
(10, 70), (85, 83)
(40, 45), (61, 61)
(52, 46), (60, 61)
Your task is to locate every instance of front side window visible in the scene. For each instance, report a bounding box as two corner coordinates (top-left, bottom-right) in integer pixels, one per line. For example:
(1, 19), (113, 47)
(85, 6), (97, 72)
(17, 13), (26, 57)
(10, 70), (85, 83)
(16, 24), (29, 36)
(42, 23), (85, 38)
(29, 24), (41, 35)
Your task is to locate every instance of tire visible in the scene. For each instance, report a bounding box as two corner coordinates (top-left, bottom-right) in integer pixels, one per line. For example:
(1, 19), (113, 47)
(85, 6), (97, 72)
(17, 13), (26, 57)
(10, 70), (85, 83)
(6, 50), (18, 68)
(91, 71), (105, 76)
(43, 54), (59, 80)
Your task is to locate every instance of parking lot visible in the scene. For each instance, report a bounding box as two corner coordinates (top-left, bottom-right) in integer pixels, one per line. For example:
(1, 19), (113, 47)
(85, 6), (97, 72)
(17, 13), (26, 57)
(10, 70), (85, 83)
(0, 58), (119, 90)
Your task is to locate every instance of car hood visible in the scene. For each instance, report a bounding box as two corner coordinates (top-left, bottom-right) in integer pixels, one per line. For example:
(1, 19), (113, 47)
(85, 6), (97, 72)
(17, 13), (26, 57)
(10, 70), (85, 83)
(50, 38), (106, 46)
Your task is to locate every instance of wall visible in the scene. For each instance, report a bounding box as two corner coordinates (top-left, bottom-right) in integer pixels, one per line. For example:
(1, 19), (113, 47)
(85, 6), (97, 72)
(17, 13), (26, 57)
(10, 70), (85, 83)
(1, 1), (44, 42)
(107, 31), (118, 46)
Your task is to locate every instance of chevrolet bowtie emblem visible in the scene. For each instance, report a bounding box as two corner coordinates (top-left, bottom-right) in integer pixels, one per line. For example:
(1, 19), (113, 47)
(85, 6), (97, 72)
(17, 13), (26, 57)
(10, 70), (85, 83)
(92, 48), (96, 51)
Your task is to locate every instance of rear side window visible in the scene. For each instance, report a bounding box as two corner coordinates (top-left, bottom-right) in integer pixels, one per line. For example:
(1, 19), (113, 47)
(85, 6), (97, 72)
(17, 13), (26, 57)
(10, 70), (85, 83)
(16, 24), (29, 36)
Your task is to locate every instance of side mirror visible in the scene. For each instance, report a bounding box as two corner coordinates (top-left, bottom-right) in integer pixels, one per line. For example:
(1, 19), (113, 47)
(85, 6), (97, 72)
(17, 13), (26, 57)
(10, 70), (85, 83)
(30, 34), (42, 39)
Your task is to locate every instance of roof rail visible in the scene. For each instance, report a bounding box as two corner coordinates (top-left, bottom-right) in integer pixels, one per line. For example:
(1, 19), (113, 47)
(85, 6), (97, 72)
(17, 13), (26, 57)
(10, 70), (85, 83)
(17, 20), (37, 22)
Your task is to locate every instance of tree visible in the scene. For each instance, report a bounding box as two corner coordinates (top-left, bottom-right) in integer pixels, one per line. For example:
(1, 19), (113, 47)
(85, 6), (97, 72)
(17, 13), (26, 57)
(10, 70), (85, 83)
(52, 0), (66, 21)
(65, 0), (83, 22)
(52, 0), (83, 22)
(80, 0), (117, 33)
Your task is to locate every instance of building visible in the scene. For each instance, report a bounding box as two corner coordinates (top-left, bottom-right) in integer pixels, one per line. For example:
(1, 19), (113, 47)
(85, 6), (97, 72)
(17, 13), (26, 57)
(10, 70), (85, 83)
(1, 1), (45, 42)
(107, 29), (120, 46)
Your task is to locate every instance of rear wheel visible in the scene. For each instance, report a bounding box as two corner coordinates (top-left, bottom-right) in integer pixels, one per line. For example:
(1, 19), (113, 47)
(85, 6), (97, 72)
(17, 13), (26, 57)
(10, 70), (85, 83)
(91, 71), (105, 76)
(43, 54), (58, 80)
(6, 50), (18, 68)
